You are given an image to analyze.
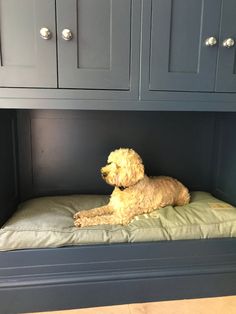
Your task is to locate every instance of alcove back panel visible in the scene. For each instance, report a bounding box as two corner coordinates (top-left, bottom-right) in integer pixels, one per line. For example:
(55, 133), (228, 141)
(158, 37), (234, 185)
(17, 110), (216, 200)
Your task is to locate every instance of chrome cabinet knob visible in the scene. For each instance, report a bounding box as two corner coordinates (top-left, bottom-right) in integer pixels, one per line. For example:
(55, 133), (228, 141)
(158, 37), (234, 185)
(205, 37), (217, 47)
(223, 38), (235, 48)
(62, 29), (73, 41)
(40, 27), (52, 40)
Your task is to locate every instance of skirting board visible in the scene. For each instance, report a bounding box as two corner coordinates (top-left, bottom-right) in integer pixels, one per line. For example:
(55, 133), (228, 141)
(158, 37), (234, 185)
(0, 239), (236, 313)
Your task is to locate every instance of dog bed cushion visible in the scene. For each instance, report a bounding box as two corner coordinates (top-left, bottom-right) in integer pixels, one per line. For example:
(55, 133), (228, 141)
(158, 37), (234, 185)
(0, 191), (236, 251)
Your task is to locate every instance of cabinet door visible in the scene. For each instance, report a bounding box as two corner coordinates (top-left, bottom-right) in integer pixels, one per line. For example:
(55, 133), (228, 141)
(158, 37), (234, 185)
(57, 0), (131, 90)
(144, 0), (221, 92)
(0, 0), (57, 88)
(215, 0), (236, 92)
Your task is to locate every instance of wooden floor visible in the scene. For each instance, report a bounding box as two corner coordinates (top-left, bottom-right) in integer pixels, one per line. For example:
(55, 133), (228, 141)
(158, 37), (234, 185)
(30, 296), (236, 314)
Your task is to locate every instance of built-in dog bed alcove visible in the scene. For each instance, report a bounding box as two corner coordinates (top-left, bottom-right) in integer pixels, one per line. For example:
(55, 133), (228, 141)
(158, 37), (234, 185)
(1, 191), (236, 251)
(1, 109), (236, 313)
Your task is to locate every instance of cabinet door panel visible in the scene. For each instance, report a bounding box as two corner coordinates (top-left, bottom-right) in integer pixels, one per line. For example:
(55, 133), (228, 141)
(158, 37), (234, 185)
(57, 0), (131, 90)
(147, 0), (221, 92)
(215, 0), (236, 92)
(0, 0), (57, 88)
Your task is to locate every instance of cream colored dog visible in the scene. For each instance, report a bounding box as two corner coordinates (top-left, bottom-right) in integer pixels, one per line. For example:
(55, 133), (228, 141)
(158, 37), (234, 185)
(74, 148), (190, 227)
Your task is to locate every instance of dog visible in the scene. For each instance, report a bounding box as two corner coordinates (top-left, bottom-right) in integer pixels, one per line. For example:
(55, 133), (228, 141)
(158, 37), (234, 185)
(74, 148), (190, 227)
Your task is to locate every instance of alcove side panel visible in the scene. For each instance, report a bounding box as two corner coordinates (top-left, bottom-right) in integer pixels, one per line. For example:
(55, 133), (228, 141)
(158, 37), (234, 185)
(0, 110), (19, 226)
(213, 113), (236, 205)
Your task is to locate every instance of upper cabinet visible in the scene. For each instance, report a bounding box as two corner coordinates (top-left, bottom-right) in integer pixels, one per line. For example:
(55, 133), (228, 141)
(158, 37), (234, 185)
(141, 0), (236, 97)
(0, 0), (57, 88)
(1, 0), (236, 107)
(0, 0), (139, 93)
(57, 0), (131, 90)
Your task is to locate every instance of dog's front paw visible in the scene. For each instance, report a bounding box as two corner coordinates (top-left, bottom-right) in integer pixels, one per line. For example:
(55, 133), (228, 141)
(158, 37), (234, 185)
(74, 212), (81, 220)
(74, 218), (81, 228)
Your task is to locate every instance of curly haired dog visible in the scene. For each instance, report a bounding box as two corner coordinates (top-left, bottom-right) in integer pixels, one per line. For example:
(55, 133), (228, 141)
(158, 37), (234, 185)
(74, 148), (190, 227)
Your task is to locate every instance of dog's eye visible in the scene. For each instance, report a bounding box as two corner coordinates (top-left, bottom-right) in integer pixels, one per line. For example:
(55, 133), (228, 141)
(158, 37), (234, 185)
(107, 162), (112, 165)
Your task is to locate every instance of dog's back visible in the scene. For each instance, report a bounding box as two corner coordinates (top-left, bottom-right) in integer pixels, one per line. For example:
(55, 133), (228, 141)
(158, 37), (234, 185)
(111, 175), (190, 214)
(150, 176), (190, 207)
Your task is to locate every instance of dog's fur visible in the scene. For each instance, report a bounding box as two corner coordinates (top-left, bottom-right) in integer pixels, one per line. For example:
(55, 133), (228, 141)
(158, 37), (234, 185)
(74, 148), (190, 227)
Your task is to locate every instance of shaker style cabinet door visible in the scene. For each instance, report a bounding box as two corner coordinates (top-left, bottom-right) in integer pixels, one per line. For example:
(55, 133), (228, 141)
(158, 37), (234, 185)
(143, 0), (221, 92)
(0, 0), (57, 88)
(56, 0), (131, 90)
(215, 0), (236, 92)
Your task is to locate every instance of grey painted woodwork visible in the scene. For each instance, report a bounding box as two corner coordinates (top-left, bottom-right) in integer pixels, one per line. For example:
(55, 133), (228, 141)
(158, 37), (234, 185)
(56, 0), (132, 90)
(2, 97), (236, 111)
(2, 87), (236, 111)
(215, 0), (236, 92)
(0, 0), (57, 88)
(142, 0), (221, 92)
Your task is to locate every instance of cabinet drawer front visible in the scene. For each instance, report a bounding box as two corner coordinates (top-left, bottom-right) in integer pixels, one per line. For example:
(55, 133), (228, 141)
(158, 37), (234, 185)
(215, 0), (236, 92)
(142, 0), (221, 93)
(0, 0), (57, 88)
(57, 0), (131, 90)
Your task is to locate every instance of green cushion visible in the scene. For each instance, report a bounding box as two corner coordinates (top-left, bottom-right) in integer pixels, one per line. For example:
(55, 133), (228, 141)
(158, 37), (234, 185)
(0, 192), (236, 251)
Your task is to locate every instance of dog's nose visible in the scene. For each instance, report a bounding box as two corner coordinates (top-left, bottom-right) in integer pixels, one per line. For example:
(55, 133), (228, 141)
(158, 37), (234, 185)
(101, 172), (108, 178)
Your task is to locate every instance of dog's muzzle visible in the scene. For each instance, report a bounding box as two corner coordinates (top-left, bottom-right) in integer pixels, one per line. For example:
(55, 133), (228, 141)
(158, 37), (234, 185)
(101, 167), (108, 178)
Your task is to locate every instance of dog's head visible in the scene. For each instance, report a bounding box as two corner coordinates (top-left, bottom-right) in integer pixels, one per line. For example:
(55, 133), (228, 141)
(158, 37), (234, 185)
(101, 148), (145, 188)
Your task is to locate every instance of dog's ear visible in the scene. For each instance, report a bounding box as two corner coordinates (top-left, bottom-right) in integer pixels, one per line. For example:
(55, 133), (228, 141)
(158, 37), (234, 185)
(121, 149), (145, 187)
(129, 150), (145, 184)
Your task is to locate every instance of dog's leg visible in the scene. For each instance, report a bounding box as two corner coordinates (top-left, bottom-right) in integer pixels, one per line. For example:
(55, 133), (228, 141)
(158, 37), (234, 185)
(74, 205), (113, 220)
(74, 207), (151, 228)
(74, 214), (121, 228)
(120, 207), (153, 225)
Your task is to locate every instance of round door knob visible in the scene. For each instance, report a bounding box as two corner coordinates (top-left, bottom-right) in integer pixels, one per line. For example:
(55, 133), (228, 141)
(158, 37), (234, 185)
(62, 29), (73, 41)
(205, 37), (217, 47)
(40, 27), (52, 40)
(223, 38), (235, 48)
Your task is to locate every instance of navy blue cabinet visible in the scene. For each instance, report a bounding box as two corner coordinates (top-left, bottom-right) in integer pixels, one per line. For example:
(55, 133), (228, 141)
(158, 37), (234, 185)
(0, 0), (139, 92)
(1, 0), (236, 107)
(141, 0), (236, 96)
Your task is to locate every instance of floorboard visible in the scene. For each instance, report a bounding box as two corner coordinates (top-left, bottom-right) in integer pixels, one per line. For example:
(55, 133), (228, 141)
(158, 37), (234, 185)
(29, 296), (236, 314)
